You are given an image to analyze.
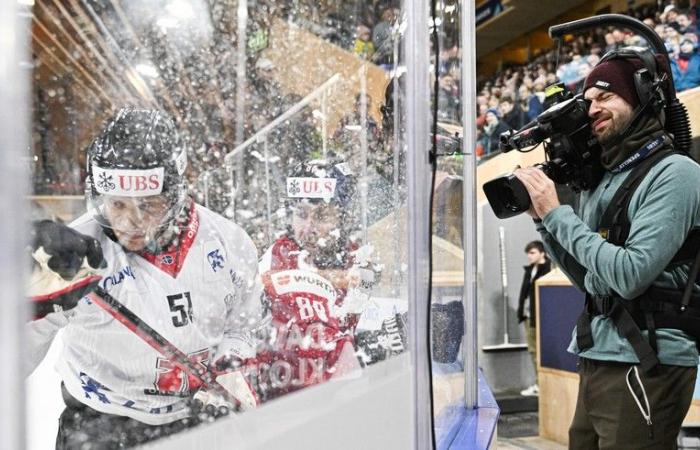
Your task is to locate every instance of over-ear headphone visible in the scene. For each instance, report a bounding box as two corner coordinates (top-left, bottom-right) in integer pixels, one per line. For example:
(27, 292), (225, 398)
(598, 46), (667, 115)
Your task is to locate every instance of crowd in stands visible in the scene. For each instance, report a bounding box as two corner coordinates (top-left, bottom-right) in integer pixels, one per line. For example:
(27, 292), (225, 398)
(287, 0), (699, 163)
(473, 1), (700, 159)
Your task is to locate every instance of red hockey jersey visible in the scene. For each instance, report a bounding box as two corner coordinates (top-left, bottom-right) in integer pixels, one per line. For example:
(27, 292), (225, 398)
(255, 236), (364, 399)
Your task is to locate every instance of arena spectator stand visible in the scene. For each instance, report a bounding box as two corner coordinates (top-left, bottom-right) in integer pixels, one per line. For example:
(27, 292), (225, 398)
(473, 1), (700, 161)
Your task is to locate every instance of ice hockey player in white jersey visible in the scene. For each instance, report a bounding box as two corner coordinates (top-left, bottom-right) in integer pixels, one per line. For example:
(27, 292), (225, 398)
(27, 108), (264, 448)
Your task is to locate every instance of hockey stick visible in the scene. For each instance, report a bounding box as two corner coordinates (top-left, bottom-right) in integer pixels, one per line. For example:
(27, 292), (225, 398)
(86, 287), (240, 407)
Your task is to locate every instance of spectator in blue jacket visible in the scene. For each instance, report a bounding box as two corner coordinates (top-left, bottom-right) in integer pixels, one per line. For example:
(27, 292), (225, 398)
(519, 84), (543, 122)
(478, 108), (509, 156)
(671, 39), (700, 92)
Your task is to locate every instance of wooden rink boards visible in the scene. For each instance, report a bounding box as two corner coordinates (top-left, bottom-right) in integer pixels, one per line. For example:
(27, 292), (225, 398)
(538, 368), (700, 445)
(536, 269), (700, 445)
(538, 368), (579, 444)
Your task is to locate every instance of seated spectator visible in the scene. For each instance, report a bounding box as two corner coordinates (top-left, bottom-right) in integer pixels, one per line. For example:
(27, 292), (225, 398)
(440, 38), (461, 76)
(437, 74), (460, 122)
(676, 13), (695, 35)
(671, 38), (700, 91)
(477, 94), (489, 109)
(662, 5), (680, 26)
(590, 43), (604, 57)
(372, 7), (395, 66)
(479, 108), (509, 156)
(499, 96), (526, 130)
(605, 32), (618, 53)
(519, 84), (542, 122)
(655, 23), (668, 42)
(533, 80), (546, 106)
(353, 24), (375, 60)
(476, 103), (488, 129)
(689, 3), (700, 35)
(666, 23), (683, 53)
(612, 28), (627, 47)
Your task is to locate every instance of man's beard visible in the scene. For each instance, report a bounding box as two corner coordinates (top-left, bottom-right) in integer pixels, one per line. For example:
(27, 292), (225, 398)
(593, 108), (634, 146)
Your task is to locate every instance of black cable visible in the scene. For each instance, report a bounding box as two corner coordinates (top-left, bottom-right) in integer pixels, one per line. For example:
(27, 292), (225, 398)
(427, 148), (439, 450)
(427, 0), (440, 449)
(430, 2), (440, 166)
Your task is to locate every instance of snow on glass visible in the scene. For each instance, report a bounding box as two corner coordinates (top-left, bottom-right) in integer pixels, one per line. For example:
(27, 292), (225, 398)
(28, 0), (464, 446)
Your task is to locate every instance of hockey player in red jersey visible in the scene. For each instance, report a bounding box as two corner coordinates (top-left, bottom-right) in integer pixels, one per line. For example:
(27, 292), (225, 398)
(253, 159), (376, 401)
(27, 108), (264, 448)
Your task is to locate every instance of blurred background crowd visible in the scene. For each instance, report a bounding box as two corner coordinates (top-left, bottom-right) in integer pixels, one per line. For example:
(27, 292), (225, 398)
(29, 0), (700, 238)
(281, 0), (699, 160)
(472, 1), (700, 159)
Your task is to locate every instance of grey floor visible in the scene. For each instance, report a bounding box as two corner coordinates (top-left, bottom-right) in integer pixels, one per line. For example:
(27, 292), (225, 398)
(495, 412), (700, 449)
(495, 411), (566, 449)
(497, 437), (567, 450)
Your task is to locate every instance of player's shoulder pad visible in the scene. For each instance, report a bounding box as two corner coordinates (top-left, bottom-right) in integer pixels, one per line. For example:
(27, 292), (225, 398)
(259, 236), (298, 272)
(194, 203), (259, 260)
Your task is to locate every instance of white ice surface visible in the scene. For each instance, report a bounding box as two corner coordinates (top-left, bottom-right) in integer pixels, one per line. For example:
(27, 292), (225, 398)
(26, 331), (64, 450)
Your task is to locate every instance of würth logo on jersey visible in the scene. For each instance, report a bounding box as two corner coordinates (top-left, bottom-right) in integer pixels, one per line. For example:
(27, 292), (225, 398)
(286, 177), (336, 199)
(271, 269), (337, 301)
(92, 165), (165, 197)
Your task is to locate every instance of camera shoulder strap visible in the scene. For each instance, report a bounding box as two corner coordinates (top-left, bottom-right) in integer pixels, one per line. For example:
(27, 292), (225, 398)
(597, 146), (676, 246)
(577, 143), (676, 370)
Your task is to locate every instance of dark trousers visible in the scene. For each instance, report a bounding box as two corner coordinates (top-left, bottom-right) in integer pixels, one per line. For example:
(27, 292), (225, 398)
(569, 358), (696, 450)
(56, 384), (196, 449)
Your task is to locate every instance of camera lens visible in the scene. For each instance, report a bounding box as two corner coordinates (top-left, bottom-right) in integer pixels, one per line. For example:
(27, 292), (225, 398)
(483, 174), (532, 219)
(501, 185), (520, 211)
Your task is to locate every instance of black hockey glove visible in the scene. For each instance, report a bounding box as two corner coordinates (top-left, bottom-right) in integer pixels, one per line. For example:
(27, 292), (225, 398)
(29, 220), (105, 320)
(355, 312), (408, 366)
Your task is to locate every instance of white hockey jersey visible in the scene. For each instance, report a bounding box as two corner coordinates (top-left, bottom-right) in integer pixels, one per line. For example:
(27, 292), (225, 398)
(26, 203), (263, 425)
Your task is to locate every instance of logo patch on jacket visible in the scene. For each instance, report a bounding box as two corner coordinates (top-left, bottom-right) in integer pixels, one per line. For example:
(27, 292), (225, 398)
(207, 249), (225, 272)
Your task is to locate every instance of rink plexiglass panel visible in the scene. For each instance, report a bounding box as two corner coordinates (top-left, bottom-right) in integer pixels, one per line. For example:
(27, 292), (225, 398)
(21, 0), (472, 449)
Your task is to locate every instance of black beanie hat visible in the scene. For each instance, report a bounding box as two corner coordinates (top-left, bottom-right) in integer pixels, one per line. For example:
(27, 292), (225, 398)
(583, 58), (645, 109)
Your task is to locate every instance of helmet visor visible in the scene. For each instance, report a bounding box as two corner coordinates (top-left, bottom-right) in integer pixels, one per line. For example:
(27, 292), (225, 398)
(87, 193), (178, 250)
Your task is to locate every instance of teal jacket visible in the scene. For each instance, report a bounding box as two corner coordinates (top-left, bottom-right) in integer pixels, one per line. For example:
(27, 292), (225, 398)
(536, 153), (700, 366)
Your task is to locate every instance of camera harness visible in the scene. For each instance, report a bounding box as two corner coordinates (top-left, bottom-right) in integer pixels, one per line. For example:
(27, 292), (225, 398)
(576, 47), (700, 373)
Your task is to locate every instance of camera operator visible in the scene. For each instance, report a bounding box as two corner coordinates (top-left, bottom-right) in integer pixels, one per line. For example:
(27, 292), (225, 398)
(514, 51), (700, 449)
